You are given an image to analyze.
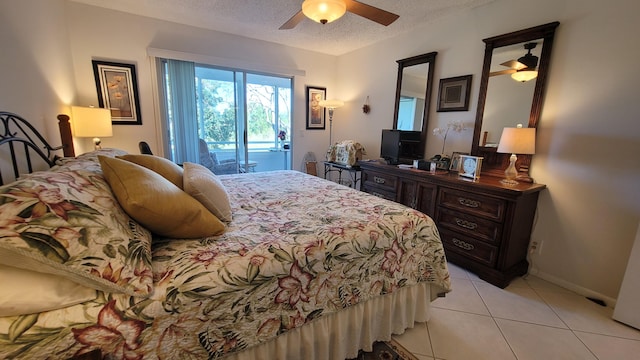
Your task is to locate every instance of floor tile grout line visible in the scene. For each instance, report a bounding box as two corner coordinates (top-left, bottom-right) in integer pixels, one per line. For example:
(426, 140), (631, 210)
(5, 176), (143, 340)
(470, 279), (520, 360)
(526, 279), (605, 360)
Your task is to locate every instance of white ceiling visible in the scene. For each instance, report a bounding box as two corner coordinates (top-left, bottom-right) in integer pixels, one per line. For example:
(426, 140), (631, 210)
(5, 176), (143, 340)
(70, 0), (496, 56)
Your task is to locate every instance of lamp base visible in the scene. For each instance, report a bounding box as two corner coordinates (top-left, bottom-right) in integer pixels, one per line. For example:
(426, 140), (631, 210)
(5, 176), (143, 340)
(501, 153), (519, 186)
(93, 137), (102, 150)
(500, 178), (520, 186)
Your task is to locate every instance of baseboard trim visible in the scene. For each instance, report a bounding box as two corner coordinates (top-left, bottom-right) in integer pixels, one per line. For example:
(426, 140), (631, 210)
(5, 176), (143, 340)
(528, 267), (617, 308)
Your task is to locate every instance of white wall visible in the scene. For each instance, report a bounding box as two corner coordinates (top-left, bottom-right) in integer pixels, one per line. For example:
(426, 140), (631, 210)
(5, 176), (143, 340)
(0, 0), (75, 145)
(64, 2), (338, 168)
(335, 0), (640, 302)
(1, 0), (638, 302)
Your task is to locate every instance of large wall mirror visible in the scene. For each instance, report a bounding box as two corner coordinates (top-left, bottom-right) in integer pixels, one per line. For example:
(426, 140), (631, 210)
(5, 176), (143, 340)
(392, 52), (437, 151)
(471, 22), (559, 180)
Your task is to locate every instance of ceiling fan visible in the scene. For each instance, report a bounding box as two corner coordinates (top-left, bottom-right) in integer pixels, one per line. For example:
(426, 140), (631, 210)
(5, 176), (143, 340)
(490, 42), (539, 81)
(280, 0), (399, 30)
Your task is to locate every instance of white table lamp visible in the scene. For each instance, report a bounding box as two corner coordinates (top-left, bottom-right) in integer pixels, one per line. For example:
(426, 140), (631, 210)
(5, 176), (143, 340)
(497, 124), (535, 185)
(71, 106), (113, 150)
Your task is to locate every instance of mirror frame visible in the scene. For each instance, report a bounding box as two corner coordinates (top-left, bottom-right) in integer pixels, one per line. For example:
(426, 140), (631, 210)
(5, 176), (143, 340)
(392, 52), (438, 153)
(471, 22), (559, 180)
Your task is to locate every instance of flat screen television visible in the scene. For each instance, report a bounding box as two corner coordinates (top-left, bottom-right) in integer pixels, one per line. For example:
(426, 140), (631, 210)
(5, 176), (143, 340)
(380, 129), (423, 165)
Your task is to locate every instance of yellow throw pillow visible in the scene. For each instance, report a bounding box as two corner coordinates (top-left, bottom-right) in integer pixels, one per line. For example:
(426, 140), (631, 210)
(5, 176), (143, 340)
(99, 156), (225, 238)
(183, 162), (233, 222)
(117, 154), (184, 189)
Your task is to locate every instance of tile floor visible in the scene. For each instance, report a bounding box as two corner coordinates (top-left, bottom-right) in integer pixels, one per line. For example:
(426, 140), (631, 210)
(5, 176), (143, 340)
(392, 262), (640, 360)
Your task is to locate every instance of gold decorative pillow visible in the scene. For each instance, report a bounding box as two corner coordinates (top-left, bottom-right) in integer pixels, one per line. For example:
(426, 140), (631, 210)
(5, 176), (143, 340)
(99, 156), (225, 238)
(117, 154), (184, 189)
(183, 162), (233, 222)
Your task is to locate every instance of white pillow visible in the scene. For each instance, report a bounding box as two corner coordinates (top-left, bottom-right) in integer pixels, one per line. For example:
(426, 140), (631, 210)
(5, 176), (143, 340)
(183, 162), (233, 222)
(0, 264), (97, 316)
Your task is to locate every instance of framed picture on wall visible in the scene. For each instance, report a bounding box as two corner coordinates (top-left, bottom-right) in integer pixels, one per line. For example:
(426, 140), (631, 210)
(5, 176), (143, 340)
(306, 86), (326, 130)
(437, 75), (472, 112)
(92, 60), (142, 125)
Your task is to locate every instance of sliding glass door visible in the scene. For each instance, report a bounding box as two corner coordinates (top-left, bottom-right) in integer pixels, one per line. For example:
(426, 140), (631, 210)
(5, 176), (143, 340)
(160, 59), (292, 173)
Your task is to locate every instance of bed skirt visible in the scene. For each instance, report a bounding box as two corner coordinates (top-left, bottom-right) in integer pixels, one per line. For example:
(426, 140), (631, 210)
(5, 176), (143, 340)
(227, 282), (434, 360)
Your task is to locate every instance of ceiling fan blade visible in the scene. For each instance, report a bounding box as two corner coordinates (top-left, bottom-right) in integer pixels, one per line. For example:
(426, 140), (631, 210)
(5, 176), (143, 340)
(490, 69), (517, 77)
(279, 10), (306, 30)
(500, 60), (527, 70)
(344, 0), (399, 26)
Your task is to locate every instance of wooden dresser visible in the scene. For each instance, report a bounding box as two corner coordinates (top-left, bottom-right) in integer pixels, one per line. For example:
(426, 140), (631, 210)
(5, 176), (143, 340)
(359, 161), (546, 288)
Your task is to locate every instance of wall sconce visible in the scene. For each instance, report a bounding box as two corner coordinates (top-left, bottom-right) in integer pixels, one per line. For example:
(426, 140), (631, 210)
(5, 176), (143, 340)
(71, 106), (113, 150)
(362, 96), (370, 114)
(497, 124), (536, 185)
(319, 99), (344, 146)
(302, 0), (347, 24)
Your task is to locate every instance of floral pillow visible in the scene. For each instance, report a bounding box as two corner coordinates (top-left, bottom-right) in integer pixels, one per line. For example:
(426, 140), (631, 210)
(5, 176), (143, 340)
(0, 168), (153, 297)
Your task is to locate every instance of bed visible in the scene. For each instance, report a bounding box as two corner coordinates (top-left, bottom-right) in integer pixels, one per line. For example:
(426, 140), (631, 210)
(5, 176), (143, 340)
(0, 111), (450, 359)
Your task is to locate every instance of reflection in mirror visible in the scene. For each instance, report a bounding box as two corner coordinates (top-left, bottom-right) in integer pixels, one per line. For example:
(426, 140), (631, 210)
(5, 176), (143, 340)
(397, 63), (429, 131)
(471, 22), (559, 180)
(480, 42), (540, 146)
(393, 52), (437, 153)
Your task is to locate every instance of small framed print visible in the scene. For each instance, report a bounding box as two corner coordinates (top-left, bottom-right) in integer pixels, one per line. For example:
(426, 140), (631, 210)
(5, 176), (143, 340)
(92, 60), (142, 125)
(306, 86), (326, 130)
(458, 155), (483, 180)
(437, 75), (472, 112)
(449, 151), (469, 172)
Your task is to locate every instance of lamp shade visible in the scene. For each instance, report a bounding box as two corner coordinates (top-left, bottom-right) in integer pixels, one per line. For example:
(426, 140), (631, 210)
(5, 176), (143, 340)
(319, 99), (344, 109)
(302, 0), (347, 24)
(511, 69), (538, 82)
(71, 106), (113, 138)
(497, 126), (536, 155)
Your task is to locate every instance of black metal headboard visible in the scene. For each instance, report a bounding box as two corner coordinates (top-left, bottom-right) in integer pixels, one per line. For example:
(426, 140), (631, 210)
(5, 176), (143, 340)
(0, 111), (65, 185)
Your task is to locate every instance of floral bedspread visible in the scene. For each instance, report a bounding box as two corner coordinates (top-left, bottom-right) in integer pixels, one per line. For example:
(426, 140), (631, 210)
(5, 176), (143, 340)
(0, 169), (450, 360)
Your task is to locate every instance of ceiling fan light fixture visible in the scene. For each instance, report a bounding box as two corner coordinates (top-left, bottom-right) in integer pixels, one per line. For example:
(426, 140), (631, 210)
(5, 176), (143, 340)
(302, 0), (347, 25)
(511, 69), (538, 82)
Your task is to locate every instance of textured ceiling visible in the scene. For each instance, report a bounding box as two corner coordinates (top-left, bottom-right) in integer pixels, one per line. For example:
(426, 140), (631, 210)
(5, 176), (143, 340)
(70, 0), (496, 55)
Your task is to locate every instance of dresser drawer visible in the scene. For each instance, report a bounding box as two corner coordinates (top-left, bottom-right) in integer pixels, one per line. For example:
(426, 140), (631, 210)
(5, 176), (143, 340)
(440, 228), (498, 267)
(362, 170), (397, 193)
(436, 207), (501, 245)
(362, 185), (396, 201)
(439, 187), (506, 221)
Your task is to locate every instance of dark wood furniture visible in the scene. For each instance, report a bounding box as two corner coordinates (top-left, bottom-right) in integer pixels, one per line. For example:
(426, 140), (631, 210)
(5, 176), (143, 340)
(324, 161), (361, 188)
(359, 161), (545, 288)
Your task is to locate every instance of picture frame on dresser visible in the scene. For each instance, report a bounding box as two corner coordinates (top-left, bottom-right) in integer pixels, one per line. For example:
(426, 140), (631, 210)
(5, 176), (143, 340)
(449, 151), (468, 172)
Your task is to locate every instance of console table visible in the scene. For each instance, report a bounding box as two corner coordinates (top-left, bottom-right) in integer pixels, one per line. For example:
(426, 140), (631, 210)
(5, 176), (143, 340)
(324, 162), (361, 189)
(359, 161), (546, 288)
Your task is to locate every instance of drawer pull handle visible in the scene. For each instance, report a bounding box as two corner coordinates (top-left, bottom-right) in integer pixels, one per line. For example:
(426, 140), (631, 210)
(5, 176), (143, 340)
(455, 218), (478, 230)
(372, 192), (385, 198)
(452, 238), (475, 251)
(374, 176), (386, 184)
(458, 198), (480, 208)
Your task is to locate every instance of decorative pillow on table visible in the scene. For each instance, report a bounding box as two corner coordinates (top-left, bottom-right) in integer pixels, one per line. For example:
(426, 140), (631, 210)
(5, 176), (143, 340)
(0, 169), (153, 297)
(183, 162), (232, 222)
(98, 156), (226, 238)
(116, 154), (184, 189)
(0, 264), (97, 316)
